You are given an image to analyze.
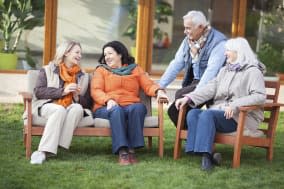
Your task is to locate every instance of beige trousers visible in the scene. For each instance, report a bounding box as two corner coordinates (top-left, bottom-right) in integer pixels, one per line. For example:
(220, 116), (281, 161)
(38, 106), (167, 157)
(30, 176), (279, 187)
(38, 103), (84, 154)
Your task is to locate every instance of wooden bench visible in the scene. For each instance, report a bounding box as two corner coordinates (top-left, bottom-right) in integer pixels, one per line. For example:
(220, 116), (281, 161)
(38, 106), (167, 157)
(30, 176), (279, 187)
(20, 70), (168, 159)
(173, 80), (283, 168)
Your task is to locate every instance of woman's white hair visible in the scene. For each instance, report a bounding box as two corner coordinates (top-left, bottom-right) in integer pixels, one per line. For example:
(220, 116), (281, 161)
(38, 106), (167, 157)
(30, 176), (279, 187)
(225, 37), (259, 67)
(52, 40), (81, 66)
(183, 10), (208, 27)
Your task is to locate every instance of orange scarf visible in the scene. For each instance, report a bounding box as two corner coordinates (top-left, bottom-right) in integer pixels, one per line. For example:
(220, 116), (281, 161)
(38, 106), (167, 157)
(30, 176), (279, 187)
(55, 63), (81, 108)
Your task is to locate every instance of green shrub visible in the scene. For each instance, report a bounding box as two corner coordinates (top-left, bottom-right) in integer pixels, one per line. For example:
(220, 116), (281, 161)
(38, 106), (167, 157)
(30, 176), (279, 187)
(257, 43), (284, 75)
(257, 4), (284, 75)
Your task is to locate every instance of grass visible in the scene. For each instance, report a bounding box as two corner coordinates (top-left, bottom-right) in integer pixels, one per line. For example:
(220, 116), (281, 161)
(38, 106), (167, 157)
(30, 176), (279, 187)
(0, 103), (284, 189)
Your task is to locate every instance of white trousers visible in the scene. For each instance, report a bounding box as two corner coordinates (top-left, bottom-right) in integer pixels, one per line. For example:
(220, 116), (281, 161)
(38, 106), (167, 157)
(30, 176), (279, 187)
(38, 103), (84, 154)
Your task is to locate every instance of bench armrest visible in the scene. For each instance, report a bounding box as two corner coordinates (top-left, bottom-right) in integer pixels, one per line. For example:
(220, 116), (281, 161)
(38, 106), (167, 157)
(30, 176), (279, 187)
(19, 91), (32, 111)
(239, 102), (283, 112)
(158, 98), (169, 104)
(19, 91), (33, 100)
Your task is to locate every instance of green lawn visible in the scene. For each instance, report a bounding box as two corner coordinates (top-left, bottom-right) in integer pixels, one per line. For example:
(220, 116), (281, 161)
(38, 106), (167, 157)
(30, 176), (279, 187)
(0, 103), (284, 189)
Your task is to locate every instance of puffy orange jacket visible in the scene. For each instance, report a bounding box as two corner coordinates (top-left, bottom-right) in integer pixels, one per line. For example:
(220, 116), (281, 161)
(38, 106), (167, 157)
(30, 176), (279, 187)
(91, 65), (160, 111)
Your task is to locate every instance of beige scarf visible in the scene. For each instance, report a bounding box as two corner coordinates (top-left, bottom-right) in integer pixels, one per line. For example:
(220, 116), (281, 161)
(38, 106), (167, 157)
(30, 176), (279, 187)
(189, 25), (211, 62)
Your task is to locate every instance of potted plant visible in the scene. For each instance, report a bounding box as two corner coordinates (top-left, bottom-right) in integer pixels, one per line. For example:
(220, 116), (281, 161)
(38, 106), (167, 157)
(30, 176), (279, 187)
(0, 0), (43, 70)
(22, 0), (44, 69)
(122, 0), (173, 54)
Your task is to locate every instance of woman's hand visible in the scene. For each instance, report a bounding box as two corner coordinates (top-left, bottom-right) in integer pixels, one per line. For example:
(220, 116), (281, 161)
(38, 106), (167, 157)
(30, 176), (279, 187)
(72, 90), (80, 102)
(63, 83), (79, 95)
(157, 90), (169, 103)
(175, 97), (189, 110)
(224, 106), (234, 119)
(107, 99), (117, 110)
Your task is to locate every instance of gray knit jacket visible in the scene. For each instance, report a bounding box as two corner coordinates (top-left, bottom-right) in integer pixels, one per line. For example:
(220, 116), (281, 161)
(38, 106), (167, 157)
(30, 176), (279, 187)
(187, 62), (266, 132)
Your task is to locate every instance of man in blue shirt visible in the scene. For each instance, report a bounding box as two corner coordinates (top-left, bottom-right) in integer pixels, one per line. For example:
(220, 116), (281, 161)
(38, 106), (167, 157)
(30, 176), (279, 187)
(159, 10), (227, 126)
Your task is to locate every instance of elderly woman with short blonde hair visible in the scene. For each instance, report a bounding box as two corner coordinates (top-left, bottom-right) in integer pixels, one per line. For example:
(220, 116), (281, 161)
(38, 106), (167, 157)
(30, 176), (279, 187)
(29, 41), (92, 164)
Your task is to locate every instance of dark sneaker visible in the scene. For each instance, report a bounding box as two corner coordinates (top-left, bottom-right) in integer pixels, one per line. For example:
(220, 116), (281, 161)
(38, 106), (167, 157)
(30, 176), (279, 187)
(212, 153), (222, 166)
(118, 153), (131, 166)
(129, 152), (138, 164)
(201, 154), (213, 171)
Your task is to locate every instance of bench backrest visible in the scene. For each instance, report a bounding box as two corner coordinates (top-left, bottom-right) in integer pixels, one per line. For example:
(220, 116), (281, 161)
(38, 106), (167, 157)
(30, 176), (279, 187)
(26, 70), (152, 116)
(263, 80), (280, 125)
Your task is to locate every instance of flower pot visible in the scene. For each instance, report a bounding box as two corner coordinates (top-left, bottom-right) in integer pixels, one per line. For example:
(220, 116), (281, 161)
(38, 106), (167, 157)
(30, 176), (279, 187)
(0, 53), (18, 70)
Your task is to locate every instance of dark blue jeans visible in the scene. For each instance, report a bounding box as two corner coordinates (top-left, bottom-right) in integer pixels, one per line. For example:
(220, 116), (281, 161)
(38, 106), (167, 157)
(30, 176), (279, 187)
(93, 103), (147, 154)
(185, 109), (237, 154)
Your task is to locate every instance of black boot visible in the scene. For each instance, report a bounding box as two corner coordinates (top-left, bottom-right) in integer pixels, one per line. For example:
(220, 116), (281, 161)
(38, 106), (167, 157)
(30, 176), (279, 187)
(201, 153), (213, 171)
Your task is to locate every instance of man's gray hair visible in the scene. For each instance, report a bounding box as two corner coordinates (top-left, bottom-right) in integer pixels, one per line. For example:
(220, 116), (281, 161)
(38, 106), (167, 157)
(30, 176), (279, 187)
(183, 10), (208, 27)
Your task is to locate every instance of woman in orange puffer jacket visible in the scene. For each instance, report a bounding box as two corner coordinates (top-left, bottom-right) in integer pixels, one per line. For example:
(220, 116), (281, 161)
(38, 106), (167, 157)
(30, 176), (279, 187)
(91, 41), (168, 165)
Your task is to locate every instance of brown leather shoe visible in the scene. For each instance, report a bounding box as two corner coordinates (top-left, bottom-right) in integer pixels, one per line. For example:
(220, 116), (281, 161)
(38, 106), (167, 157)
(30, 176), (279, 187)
(129, 152), (138, 164)
(118, 153), (131, 166)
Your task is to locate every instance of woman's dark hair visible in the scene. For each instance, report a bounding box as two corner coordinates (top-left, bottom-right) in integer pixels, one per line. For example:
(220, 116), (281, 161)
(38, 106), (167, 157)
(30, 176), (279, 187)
(98, 41), (135, 65)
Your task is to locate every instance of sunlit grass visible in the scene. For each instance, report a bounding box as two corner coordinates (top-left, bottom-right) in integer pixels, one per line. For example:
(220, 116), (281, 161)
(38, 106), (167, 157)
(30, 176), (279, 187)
(0, 103), (284, 189)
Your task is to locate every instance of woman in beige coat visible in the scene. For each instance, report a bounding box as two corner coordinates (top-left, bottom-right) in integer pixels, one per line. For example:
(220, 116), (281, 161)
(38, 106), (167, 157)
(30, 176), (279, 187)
(29, 41), (92, 164)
